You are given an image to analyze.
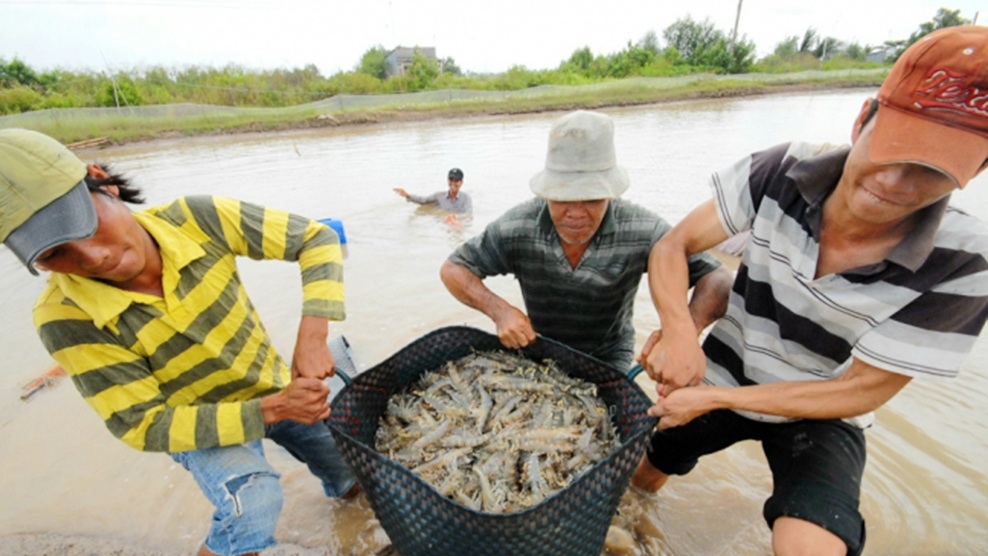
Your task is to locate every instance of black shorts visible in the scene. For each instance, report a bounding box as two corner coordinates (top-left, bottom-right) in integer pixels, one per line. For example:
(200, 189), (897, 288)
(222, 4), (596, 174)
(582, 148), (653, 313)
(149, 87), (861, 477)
(646, 410), (867, 555)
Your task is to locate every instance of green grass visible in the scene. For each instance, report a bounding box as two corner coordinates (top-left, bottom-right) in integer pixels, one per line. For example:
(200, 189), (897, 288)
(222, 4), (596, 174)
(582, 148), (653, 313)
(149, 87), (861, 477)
(0, 70), (887, 146)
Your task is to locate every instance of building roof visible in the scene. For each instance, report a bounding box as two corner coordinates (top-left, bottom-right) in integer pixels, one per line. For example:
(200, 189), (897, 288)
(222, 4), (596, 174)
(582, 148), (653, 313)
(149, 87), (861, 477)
(387, 46), (437, 61)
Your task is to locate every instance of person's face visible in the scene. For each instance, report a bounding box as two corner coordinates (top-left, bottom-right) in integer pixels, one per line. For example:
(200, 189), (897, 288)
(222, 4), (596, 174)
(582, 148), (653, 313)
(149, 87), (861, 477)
(838, 109), (958, 227)
(32, 187), (150, 283)
(447, 178), (462, 196)
(547, 199), (610, 245)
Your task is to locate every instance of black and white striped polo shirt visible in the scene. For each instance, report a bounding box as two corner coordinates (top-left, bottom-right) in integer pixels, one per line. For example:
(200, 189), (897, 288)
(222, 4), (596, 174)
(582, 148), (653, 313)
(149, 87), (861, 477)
(704, 142), (988, 425)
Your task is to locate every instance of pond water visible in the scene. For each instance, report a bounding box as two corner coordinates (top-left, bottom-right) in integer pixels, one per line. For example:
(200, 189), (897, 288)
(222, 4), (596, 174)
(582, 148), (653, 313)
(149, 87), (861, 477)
(1, 90), (987, 555)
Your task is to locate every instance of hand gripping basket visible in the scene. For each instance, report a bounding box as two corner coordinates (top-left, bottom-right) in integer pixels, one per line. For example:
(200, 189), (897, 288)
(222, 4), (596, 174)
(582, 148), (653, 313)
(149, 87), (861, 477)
(326, 326), (657, 556)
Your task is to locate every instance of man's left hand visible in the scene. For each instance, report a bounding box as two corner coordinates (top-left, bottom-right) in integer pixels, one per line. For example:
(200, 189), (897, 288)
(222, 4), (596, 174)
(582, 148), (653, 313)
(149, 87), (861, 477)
(648, 385), (714, 429)
(643, 324), (706, 396)
(637, 329), (663, 364)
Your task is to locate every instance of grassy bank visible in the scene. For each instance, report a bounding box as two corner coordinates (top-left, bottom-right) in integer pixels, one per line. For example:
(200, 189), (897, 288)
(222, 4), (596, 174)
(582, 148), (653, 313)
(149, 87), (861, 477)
(0, 69), (886, 146)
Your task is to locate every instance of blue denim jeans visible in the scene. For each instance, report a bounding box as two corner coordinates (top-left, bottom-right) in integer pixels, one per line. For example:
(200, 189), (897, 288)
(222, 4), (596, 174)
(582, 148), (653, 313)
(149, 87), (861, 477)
(170, 420), (356, 556)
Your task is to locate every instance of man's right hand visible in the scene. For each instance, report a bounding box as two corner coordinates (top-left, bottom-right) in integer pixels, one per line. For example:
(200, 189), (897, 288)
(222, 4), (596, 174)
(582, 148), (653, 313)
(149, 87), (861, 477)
(260, 377), (331, 425)
(393, 188), (410, 198)
(440, 260), (537, 350)
(492, 305), (537, 349)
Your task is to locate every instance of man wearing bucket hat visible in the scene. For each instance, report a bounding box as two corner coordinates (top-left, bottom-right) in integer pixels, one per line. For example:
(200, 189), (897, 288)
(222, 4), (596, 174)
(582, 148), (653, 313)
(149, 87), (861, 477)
(440, 110), (733, 370)
(634, 26), (988, 555)
(0, 129), (358, 556)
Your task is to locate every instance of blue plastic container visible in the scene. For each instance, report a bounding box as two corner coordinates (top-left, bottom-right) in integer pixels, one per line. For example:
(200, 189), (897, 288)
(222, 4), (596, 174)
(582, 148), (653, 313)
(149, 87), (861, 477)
(316, 218), (347, 244)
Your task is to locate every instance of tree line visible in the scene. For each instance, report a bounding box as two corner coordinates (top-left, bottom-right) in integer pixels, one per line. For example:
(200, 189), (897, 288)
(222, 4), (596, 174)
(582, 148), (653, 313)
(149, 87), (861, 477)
(0, 8), (971, 116)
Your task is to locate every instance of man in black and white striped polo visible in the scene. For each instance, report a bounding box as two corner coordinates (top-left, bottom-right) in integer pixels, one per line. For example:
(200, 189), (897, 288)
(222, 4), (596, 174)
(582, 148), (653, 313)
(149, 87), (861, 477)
(633, 26), (988, 556)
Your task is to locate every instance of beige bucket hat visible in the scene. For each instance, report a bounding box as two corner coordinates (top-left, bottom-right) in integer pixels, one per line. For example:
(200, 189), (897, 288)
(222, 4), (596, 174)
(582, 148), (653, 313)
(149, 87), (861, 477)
(529, 110), (630, 201)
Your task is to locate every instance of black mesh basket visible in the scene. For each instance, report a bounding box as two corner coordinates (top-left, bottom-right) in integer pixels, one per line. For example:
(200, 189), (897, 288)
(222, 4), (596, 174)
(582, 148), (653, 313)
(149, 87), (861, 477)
(326, 326), (657, 556)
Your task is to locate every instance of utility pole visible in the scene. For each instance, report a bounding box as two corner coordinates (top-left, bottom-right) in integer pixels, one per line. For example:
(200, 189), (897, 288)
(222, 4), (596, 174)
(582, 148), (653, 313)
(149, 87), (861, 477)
(731, 0), (743, 50)
(389, 1), (396, 46)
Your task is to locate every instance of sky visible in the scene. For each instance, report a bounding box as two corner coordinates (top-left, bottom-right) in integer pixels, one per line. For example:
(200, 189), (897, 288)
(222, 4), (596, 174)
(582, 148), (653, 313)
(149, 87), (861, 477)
(1, 0), (985, 75)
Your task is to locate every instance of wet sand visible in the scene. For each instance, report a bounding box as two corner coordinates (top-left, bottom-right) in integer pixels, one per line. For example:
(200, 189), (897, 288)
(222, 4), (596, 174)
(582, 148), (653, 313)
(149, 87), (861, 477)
(0, 534), (328, 556)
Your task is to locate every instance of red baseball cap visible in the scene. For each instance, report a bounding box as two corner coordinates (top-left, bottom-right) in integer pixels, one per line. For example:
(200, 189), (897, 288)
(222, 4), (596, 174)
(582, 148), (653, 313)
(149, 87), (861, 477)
(872, 25), (988, 187)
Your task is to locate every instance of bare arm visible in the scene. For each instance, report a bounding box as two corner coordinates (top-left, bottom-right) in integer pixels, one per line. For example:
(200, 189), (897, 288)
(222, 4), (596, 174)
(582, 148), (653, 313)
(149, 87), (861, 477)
(291, 315), (335, 380)
(649, 358), (912, 429)
(638, 264), (733, 366)
(440, 259), (536, 349)
(267, 315), (335, 425)
(686, 265), (733, 331)
(645, 200), (731, 393)
(275, 314), (335, 425)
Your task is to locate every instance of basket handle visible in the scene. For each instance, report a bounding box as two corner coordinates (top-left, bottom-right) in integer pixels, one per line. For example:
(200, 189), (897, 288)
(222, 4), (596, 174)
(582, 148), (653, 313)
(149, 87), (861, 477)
(327, 335), (359, 386)
(626, 363), (644, 380)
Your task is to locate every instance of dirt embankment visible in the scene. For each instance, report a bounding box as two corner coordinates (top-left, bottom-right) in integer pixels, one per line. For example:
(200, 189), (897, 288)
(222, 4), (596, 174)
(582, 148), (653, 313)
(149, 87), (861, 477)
(219, 81), (877, 134)
(69, 79), (881, 150)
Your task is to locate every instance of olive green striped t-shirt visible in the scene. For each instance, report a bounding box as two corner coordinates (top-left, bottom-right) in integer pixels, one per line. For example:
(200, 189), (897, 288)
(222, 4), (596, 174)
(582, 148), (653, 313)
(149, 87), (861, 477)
(32, 195), (345, 453)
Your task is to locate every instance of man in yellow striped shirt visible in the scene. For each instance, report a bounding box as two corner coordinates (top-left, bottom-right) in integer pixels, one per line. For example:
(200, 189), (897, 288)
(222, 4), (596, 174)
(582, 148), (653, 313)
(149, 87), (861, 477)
(0, 128), (357, 556)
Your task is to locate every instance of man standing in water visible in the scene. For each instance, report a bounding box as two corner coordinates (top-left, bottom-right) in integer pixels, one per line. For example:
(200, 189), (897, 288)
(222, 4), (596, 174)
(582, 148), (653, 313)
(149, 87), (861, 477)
(440, 110), (733, 371)
(0, 129), (357, 556)
(395, 167), (472, 224)
(635, 26), (988, 555)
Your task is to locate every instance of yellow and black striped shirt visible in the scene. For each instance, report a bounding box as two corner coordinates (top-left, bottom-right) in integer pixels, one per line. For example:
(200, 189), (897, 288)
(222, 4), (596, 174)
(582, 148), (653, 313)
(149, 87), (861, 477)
(33, 195), (345, 452)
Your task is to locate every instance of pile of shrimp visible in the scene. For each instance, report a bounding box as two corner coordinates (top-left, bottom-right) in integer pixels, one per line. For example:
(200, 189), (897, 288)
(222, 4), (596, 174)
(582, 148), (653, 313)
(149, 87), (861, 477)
(376, 350), (619, 513)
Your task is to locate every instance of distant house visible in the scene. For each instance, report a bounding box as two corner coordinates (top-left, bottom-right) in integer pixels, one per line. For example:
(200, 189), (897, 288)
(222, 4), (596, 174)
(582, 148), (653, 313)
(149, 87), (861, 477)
(385, 46), (441, 77)
(866, 47), (890, 64)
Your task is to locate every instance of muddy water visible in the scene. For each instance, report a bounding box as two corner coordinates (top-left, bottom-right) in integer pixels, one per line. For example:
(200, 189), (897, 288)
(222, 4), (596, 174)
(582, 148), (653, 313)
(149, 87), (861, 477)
(2, 90), (987, 555)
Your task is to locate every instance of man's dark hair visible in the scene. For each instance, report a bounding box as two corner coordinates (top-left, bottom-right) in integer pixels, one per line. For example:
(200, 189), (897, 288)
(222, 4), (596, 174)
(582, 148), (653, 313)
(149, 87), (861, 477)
(862, 99), (880, 128)
(84, 163), (145, 204)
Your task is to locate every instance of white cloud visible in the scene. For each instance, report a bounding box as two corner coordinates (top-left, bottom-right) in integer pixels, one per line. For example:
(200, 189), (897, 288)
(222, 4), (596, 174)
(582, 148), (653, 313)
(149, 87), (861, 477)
(2, 0), (983, 74)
